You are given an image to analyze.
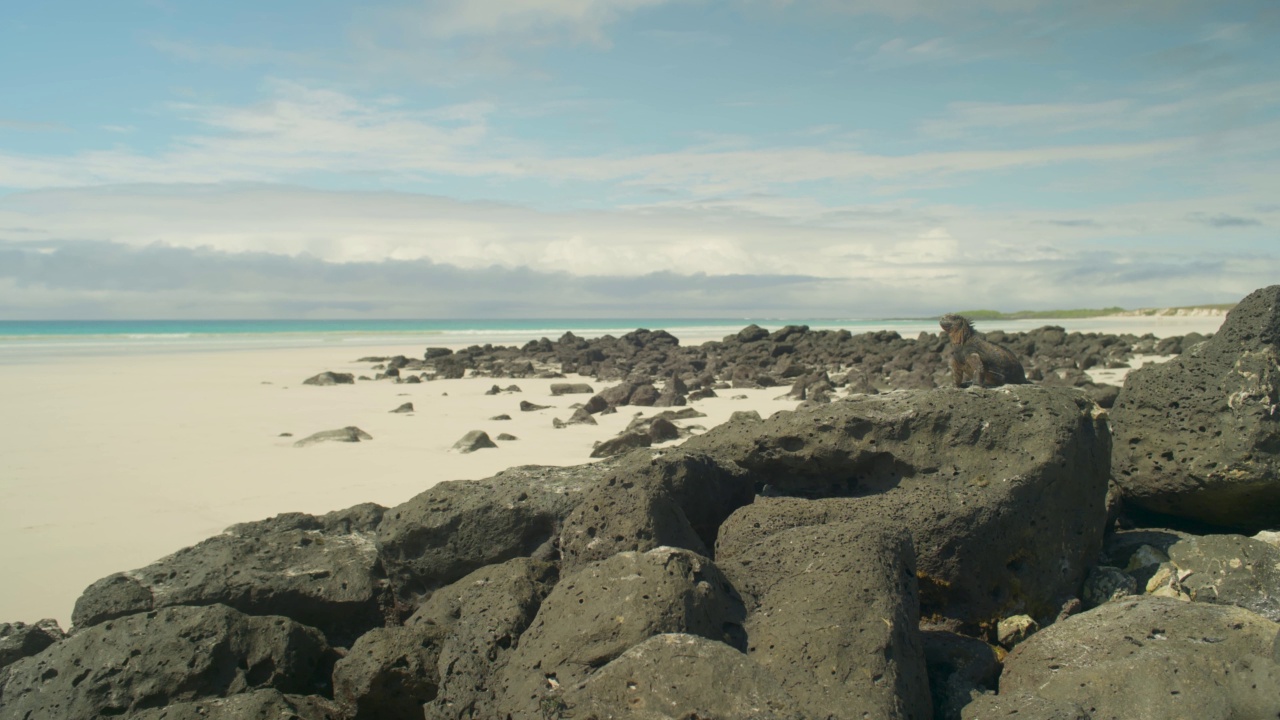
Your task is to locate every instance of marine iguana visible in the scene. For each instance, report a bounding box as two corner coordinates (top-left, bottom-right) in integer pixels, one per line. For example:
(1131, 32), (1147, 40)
(939, 314), (1028, 388)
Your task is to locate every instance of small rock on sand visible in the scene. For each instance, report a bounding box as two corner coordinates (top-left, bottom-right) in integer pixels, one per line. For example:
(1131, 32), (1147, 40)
(293, 426), (372, 447)
(452, 431), (498, 453)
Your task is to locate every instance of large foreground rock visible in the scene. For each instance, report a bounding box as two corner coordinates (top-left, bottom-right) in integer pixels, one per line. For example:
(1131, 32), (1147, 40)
(558, 450), (755, 574)
(410, 558), (558, 719)
(700, 386), (1110, 629)
(0, 605), (332, 720)
(1111, 285), (1280, 530)
(0, 618), (64, 672)
(376, 464), (599, 601)
(72, 504), (388, 645)
(1103, 529), (1280, 622)
(962, 596), (1280, 718)
(563, 634), (801, 720)
(495, 547), (746, 717)
(719, 522), (930, 720)
(128, 690), (342, 720)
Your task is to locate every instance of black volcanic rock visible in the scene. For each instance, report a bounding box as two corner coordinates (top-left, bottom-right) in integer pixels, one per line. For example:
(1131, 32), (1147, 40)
(408, 558), (557, 719)
(72, 504), (389, 645)
(0, 619), (64, 672)
(702, 386), (1111, 631)
(302, 371), (354, 386)
(494, 547), (745, 718)
(375, 465), (597, 602)
(558, 451), (754, 574)
(451, 430), (497, 453)
(0, 605), (332, 720)
(293, 426), (372, 447)
(128, 691), (342, 720)
(961, 597), (1280, 718)
(718, 522), (930, 720)
(1111, 285), (1280, 530)
(563, 634), (800, 719)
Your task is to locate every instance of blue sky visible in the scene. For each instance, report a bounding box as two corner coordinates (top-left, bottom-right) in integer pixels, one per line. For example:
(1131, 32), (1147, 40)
(1, 0), (1277, 318)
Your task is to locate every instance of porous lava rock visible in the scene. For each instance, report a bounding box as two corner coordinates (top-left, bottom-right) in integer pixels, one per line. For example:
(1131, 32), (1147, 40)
(558, 450), (755, 574)
(332, 625), (443, 719)
(922, 631), (1002, 720)
(450, 430), (497, 453)
(703, 386), (1111, 630)
(128, 690), (342, 720)
(302, 371), (354, 386)
(0, 618), (64, 671)
(961, 596), (1280, 719)
(0, 605), (332, 720)
(494, 547), (746, 718)
(562, 634), (802, 720)
(293, 426), (372, 447)
(72, 504), (388, 646)
(1103, 529), (1280, 622)
(375, 464), (596, 602)
(717, 522), (930, 720)
(407, 558), (557, 719)
(1110, 284), (1280, 530)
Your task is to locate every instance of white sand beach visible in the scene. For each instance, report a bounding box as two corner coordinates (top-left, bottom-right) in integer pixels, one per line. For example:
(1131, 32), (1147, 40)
(0, 314), (1226, 627)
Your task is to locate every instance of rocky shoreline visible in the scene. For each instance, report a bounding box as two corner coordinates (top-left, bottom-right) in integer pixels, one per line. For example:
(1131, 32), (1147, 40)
(2, 287), (1278, 719)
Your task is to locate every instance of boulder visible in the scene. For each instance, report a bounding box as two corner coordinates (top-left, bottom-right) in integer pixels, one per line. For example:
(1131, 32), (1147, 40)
(302, 371), (354, 386)
(495, 547), (746, 718)
(495, 432), (518, 441)
(628, 383), (660, 406)
(0, 619), (64, 671)
(1168, 534), (1280, 621)
(389, 402), (414, 413)
(408, 558), (557, 719)
(1110, 285), (1280, 530)
(293, 426), (372, 447)
(558, 451), (755, 574)
(597, 382), (640, 408)
(0, 605), (332, 720)
(922, 631), (1001, 720)
(72, 504), (389, 646)
(553, 407), (598, 429)
(961, 597), (1280, 719)
(717, 522), (930, 720)
(562, 634), (800, 720)
(332, 625), (443, 719)
(647, 416), (680, 442)
(550, 382), (595, 395)
(590, 431), (651, 458)
(703, 386), (1111, 630)
(375, 465), (596, 601)
(519, 400), (550, 412)
(1110, 530), (1280, 622)
(128, 690), (342, 720)
(451, 430), (497, 453)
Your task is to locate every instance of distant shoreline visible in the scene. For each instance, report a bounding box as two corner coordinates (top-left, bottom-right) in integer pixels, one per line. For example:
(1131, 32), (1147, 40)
(945, 304), (1234, 321)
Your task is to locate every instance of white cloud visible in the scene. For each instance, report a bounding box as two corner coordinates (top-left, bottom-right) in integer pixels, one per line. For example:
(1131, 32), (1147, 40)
(0, 80), (1210, 197)
(427, 0), (672, 40)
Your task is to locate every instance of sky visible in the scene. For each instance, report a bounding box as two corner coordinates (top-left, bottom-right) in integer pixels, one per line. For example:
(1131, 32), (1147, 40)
(1, 0), (1277, 319)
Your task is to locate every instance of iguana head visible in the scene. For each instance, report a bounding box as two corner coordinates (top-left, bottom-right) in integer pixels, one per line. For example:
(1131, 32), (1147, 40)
(939, 314), (975, 345)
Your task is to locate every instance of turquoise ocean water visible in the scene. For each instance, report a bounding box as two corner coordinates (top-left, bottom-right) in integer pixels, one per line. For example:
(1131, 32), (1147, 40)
(0, 317), (948, 362)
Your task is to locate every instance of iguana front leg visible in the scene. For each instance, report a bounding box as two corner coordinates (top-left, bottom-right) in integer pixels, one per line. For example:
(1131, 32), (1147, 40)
(969, 353), (987, 388)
